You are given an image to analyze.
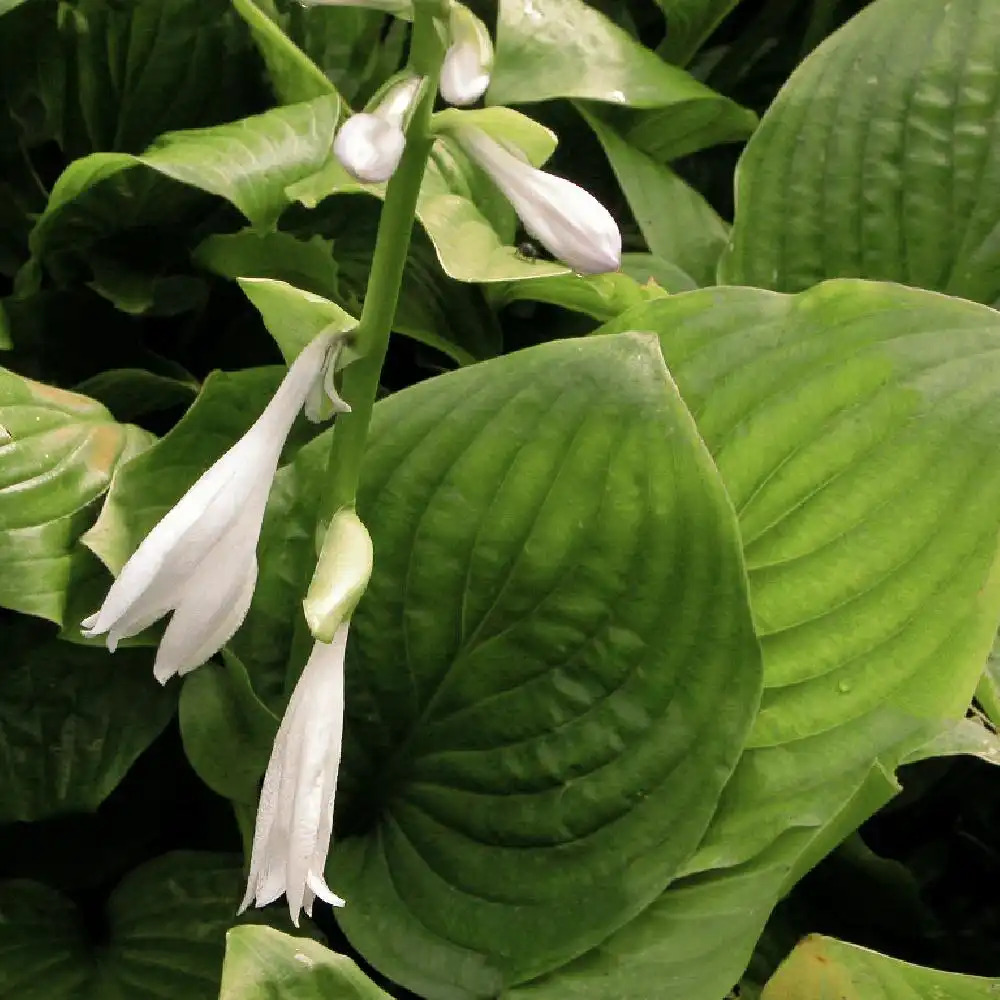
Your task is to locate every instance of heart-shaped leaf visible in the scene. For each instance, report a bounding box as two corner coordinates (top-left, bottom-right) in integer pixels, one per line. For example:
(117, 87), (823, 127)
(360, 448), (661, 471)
(331, 333), (762, 991)
(0, 853), (309, 1000)
(0, 622), (175, 823)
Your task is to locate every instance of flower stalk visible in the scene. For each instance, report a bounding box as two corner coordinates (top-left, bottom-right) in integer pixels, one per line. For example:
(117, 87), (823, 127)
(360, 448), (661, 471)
(319, 0), (449, 522)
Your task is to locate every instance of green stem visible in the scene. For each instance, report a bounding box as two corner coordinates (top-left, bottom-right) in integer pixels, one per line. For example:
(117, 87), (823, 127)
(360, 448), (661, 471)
(320, 2), (447, 522)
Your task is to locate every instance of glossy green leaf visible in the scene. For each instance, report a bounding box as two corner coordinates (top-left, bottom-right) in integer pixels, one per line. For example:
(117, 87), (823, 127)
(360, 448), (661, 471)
(762, 935), (1000, 999)
(516, 719), (919, 1000)
(287, 130), (569, 284)
(233, 0), (340, 104)
(220, 926), (392, 1000)
(656, 0), (745, 65)
(582, 107), (729, 285)
(720, 0), (1000, 304)
(194, 230), (342, 305)
(0, 368), (151, 622)
(976, 630), (1000, 725)
(31, 95), (341, 259)
(620, 253), (698, 293)
(0, 853), (280, 1000)
(489, 269), (654, 322)
(487, 0), (756, 159)
(332, 333), (761, 991)
(0, 625), (175, 822)
(179, 653), (279, 804)
(522, 279), (1000, 999)
(604, 281), (1000, 746)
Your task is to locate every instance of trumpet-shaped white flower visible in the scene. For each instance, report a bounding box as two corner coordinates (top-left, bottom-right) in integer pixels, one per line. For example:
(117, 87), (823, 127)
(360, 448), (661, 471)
(81, 333), (347, 683)
(455, 127), (622, 275)
(440, 5), (493, 106)
(333, 76), (423, 184)
(240, 626), (350, 925)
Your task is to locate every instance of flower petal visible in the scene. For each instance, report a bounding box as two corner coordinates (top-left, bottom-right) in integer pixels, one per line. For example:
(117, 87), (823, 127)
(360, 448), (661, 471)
(457, 128), (622, 274)
(152, 527), (259, 683)
(82, 332), (334, 645)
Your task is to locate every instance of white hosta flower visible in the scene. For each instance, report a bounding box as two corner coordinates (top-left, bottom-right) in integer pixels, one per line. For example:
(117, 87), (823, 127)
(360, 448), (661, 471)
(81, 333), (348, 683)
(240, 626), (350, 925)
(456, 127), (622, 274)
(333, 76), (423, 183)
(440, 5), (493, 106)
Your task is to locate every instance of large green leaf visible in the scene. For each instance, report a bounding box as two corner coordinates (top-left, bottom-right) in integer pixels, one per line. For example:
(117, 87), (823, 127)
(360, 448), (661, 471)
(581, 107), (729, 286)
(720, 0), (1000, 304)
(331, 333), (762, 991)
(220, 926), (392, 999)
(513, 279), (1000, 998)
(59, 0), (253, 156)
(487, 0), (756, 160)
(0, 622), (175, 823)
(31, 95), (341, 260)
(0, 368), (151, 622)
(656, 0), (745, 65)
(0, 853), (289, 1000)
(761, 935), (1000, 998)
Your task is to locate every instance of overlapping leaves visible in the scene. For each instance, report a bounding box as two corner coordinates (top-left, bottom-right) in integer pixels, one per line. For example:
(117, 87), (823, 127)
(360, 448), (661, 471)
(328, 333), (762, 992)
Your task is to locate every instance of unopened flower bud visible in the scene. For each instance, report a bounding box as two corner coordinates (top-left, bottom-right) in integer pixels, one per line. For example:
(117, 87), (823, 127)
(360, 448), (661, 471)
(455, 127), (622, 274)
(303, 508), (373, 641)
(332, 76), (423, 184)
(440, 5), (493, 107)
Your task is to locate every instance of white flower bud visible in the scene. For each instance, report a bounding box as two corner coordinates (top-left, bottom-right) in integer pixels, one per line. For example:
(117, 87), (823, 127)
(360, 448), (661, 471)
(455, 128), (622, 275)
(440, 5), (493, 107)
(332, 76), (423, 184)
(333, 115), (405, 184)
